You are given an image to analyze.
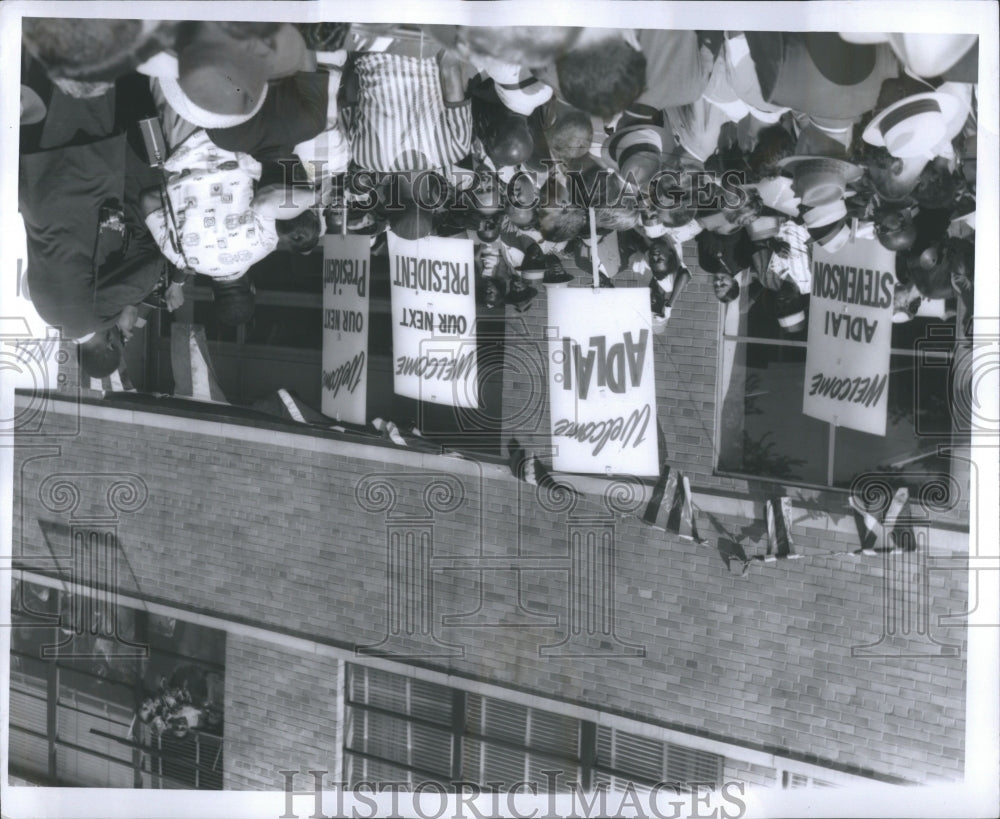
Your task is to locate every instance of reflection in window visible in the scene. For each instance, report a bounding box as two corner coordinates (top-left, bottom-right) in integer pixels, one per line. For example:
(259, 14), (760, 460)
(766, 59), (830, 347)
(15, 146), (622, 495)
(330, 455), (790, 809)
(718, 285), (964, 497)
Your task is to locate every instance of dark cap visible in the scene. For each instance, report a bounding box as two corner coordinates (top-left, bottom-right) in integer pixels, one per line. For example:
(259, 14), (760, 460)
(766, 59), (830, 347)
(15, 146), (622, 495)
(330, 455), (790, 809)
(79, 329), (124, 379)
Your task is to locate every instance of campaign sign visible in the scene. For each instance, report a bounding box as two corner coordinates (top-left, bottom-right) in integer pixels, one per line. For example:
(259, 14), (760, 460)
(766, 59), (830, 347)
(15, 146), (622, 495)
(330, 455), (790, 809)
(321, 234), (370, 424)
(547, 288), (659, 476)
(803, 236), (896, 436)
(388, 232), (479, 408)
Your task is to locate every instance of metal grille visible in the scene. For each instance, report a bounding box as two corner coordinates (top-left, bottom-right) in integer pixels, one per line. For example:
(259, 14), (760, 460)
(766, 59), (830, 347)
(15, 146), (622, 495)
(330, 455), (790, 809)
(596, 725), (723, 788)
(345, 666), (723, 791)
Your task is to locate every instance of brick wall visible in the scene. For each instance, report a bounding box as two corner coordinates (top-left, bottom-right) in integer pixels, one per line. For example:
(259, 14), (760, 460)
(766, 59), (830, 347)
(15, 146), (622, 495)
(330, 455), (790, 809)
(224, 636), (341, 790)
(14, 407), (968, 785)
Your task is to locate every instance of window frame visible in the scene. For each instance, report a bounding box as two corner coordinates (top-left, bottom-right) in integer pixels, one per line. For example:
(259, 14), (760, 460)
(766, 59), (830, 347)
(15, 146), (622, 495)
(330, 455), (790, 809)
(343, 665), (724, 791)
(714, 297), (961, 493)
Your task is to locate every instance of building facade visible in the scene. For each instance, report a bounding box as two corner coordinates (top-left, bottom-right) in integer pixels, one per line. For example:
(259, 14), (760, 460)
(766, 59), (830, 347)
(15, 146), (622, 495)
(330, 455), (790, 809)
(9, 244), (970, 794)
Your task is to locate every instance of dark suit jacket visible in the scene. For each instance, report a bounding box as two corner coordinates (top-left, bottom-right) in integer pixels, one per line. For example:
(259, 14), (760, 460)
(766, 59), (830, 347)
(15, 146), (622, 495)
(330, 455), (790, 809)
(20, 132), (164, 338)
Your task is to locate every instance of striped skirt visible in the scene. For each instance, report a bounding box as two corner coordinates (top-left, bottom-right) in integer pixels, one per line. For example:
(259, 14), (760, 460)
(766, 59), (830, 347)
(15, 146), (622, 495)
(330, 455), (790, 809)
(347, 53), (473, 174)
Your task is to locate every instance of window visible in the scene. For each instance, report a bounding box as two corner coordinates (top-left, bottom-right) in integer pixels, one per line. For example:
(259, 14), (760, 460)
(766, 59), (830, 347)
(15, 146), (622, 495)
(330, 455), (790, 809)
(594, 727), (723, 792)
(716, 285), (963, 497)
(783, 772), (835, 788)
(344, 665), (723, 791)
(8, 578), (225, 789)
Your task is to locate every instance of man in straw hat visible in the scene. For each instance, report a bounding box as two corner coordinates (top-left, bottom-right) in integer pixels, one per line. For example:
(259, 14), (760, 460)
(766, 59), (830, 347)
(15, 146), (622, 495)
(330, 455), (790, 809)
(859, 76), (972, 203)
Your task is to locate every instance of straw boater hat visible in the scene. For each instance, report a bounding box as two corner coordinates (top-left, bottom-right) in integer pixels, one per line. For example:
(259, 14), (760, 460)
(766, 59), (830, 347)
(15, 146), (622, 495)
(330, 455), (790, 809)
(776, 302), (807, 334)
(601, 124), (670, 195)
(746, 214), (785, 242)
(801, 198), (849, 229)
(487, 62), (554, 116)
(747, 176), (801, 218)
(778, 155), (863, 207)
(809, 219), (851, 254)
(862, 91), (965, 159)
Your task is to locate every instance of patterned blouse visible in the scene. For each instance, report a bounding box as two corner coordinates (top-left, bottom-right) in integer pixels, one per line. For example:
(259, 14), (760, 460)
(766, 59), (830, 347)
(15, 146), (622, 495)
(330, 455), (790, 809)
(144, 130), (278, 280)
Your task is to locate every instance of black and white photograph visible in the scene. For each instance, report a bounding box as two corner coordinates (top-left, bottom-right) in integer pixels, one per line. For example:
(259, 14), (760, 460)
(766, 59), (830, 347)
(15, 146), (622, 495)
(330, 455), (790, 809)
(1, 2), (997, 817)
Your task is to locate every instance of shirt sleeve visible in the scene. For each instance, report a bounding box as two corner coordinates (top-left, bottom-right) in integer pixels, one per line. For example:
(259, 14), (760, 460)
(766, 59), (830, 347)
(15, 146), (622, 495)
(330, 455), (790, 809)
(252, 213), (280, 262)
(144, 206), (185, 270)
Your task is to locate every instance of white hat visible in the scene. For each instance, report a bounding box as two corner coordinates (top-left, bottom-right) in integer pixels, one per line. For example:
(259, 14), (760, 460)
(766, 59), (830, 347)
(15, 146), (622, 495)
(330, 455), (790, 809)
(837, 33), (978, 78)
(935, 82), (975, 144)
(490, 65), (554, 116)
(746, 215), (784, 242)
(819, 222), (851, 253)
(802, 199), (848, 228)
(777, 310), (806, 331)
(886, 33), (978, 79)
(778, 155), (863, 207)
(837, 32), (891, 45)
(748, 177), (801, 218)
(160, 75), (268, 130)
(863, 92), (965, 159)
(702, 52), (751, 122)
(724, 33), (790, 118)
(651, 312), (670, 335)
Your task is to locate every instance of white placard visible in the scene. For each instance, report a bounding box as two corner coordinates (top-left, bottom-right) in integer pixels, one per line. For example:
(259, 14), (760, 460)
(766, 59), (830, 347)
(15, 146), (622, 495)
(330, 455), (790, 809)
(803, 236), (896, 436)
(388, 232), (479, 408)
(321, 234), (370, 424)
(547, 288), (659, 476)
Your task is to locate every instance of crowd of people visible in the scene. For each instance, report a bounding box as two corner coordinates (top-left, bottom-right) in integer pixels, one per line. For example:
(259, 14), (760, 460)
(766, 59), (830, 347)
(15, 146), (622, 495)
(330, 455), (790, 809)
(18, 20), (978, 381)
(137, 664), (224, 739)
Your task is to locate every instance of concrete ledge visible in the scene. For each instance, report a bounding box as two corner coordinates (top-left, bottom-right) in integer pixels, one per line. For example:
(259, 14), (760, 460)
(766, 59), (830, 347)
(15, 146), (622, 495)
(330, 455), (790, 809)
(20, 392), (969, 554)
